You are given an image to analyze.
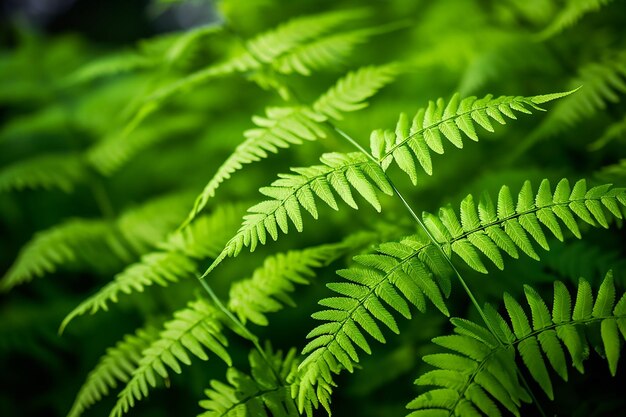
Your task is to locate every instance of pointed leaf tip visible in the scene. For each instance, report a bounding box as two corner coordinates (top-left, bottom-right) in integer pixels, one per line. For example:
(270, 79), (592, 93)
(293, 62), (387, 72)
(531, 87), (581, 104)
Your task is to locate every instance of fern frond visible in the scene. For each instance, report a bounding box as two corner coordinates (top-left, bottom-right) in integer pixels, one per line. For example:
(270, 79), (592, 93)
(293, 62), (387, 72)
(420, 179), (626, 269)
(128, 9), (367, 132)
(88, 113), (204, 175)
(185, 106), (328, 224)
(0, 219), (129, 292)
(60, 204), (244, 332)
(65, 24), (223, 86)
(185, 64), (399, 225)
(371, 91), (573, 181)
(110, 298), (232, 417)
(229, 232), (376, 326)
(0, 152), (85, 193)
(407, 271), (626, 417)
(272, 29), (371, 76)
(64, 51), (155, 86)
(1, 192), (191, 291)
(294, 178), (626, 414)
(67, 326), (160, 417)
(198, 343), (299, 417)
(533, 51), (626, 139)
(203, 152), (393, 275)
(312, 64), (400, 120)
(539, 0), (615, 39)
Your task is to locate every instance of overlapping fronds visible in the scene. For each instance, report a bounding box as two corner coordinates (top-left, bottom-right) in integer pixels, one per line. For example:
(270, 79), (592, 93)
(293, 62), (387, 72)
(294, 178), (626, 415)
(129, 9), (368, 130)
(110, 298), (232, 417)
(407, 271), (626, 417)
(539, 0), (615, 39)
(88, 113), (204, 175)
(229, 232), (376, 326)
(1, 192), (192, 291)
(185, 64), (399, 224)
(60, 204), (245, 332)
(0, 152), (85, 193)
(203, 152), (394, 275)
(371, 91), (574, 181)
(198, 344), (300, 417)
(533, 51), (626, 139)
(67, 326), (160, 417)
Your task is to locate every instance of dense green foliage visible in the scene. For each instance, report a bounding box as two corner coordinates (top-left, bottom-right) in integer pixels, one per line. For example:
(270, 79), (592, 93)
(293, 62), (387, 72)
(1, 1), (626, 416)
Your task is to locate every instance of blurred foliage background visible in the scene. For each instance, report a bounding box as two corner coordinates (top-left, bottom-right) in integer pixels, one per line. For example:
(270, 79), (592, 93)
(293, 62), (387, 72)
(1, 0), (626, 416)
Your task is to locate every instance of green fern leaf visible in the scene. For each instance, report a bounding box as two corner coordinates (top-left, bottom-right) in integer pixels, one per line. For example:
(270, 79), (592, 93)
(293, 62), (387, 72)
(408, 271), (626, 417)
(312, 64), (400, 120)
(60, 204), (244, 332)
(127, 9), (368, 134)
(110, 299), (231, 417)
(371, 91), (573, 183)
(202, 152), (393, 275)
(0, 219), (130, 292)
(0, 152), (85, 193)
(67, 326), (160, 417)
(229, 233), (375, 326)
(590, 112), (626, 149)
(88, 113), (204, 175)
(532, 50), (626, 139)
(185, 64), (398, 225)
(272, 29), (371, 76)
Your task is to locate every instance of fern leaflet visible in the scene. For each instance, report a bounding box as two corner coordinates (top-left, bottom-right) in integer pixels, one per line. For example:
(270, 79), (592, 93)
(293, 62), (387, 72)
(590, 111), (626, 149)
(127, 9), (368, 133)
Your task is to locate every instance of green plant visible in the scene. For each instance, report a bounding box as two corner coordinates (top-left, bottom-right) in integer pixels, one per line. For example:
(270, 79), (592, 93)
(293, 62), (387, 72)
(2, 1), (626, 417)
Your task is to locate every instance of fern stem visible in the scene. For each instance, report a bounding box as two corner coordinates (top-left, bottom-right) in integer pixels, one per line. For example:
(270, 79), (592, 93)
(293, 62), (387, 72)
(196, 276), (282, 382)
(330, 124), (497, 333)
(89, 175), (116, 219)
